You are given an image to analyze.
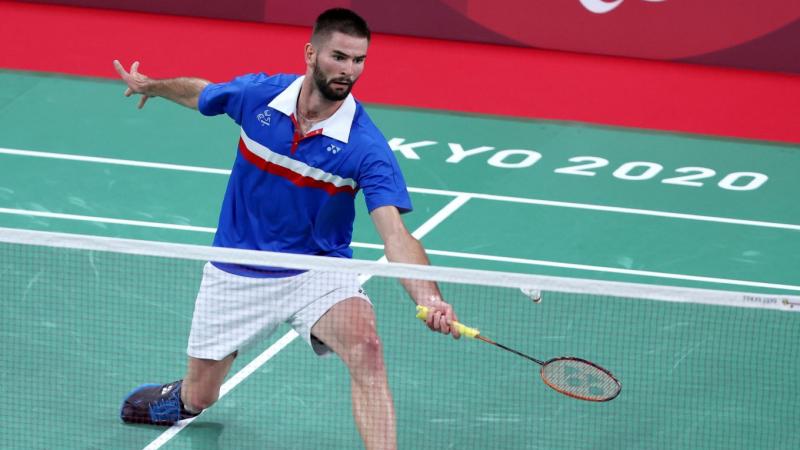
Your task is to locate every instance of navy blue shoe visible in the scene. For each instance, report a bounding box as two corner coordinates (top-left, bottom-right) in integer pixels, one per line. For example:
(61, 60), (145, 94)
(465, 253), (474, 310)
(120, 380), (198, 425)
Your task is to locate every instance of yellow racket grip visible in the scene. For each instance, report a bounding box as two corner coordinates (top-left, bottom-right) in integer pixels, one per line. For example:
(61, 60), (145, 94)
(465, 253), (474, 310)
(415, 305), (480, 338)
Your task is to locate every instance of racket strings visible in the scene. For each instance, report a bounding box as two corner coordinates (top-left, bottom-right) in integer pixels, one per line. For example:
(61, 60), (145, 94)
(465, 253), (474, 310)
(540, 358), (621, 402)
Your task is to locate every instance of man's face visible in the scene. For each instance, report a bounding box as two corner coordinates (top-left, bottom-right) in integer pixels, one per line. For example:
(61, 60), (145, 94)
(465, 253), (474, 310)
(310, 31), (369, 101)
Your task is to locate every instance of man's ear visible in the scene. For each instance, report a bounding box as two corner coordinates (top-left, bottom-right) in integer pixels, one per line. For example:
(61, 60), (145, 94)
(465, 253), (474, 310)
(304, 43), (315, 66)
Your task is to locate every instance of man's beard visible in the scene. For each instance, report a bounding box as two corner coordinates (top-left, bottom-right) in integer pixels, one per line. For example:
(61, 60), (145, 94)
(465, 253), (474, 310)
(313, 64), (354, 101)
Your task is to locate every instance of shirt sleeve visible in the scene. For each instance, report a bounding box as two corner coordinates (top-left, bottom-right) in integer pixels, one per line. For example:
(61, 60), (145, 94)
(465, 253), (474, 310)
(197, 73), (263, 124)
(357, 139), (413, 214)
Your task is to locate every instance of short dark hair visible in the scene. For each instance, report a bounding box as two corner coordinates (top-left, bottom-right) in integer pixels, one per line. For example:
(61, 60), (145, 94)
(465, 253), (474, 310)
(311, 8), (371, 44)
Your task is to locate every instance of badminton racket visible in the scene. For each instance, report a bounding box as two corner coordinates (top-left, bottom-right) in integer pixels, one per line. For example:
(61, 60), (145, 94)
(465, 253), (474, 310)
(416, 305), (621, 402)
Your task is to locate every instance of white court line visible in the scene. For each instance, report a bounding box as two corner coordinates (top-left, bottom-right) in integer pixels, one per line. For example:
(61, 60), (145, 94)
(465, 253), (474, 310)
(0, 147), (231, 175)
(407, 187), (800, 232)
(1, 146), (798, 231)
(0, 208), (217, 233)
(143, 193), (469, 449)
(2, 206), (797, 292)
(142, 331), (298, 450)
(409, 194), (471, 239)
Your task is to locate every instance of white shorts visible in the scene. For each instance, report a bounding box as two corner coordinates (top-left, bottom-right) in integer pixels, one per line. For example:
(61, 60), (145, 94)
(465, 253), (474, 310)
(187, 262), (370, 360)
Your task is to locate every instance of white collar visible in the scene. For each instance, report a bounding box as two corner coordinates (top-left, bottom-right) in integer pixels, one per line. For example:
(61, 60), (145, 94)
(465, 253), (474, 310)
(267, 75), (357, 144)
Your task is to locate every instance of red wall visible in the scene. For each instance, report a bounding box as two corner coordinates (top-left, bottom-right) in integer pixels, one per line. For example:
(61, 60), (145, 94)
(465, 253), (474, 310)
(17, 0), (800, 74)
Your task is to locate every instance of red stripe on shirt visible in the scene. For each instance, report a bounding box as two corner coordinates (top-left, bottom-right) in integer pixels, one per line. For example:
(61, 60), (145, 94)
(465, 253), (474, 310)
(238, 138), (357, 196)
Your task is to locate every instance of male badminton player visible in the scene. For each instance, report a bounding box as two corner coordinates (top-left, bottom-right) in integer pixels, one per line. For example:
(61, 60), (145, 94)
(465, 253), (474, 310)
(115, 8), (459, 450)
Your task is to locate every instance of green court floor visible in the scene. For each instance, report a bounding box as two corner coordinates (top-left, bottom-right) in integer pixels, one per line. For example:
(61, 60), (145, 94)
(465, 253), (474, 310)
(1, 70), (799, 449)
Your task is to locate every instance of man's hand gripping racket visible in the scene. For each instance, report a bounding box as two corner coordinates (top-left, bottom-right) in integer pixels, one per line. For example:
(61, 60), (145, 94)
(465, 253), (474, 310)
(416, 306), (621, 402)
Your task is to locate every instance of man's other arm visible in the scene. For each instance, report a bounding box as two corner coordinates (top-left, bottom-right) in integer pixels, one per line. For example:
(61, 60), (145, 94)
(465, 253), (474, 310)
(113, 60), (209, 110)
(370, 205), (460, 339)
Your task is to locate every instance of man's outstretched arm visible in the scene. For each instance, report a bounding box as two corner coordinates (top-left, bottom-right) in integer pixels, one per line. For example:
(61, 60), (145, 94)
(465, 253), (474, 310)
(370, 205), (461, 339)
(113, 60), (209, 110)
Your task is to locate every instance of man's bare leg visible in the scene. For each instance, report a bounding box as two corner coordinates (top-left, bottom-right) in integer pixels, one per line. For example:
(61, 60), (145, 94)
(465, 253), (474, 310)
(181, 352), (237, 412)
(312, 298), (396, 450)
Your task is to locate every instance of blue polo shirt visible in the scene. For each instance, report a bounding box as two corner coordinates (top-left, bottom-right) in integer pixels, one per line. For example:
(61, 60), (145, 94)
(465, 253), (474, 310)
(198, 73), (412, 277)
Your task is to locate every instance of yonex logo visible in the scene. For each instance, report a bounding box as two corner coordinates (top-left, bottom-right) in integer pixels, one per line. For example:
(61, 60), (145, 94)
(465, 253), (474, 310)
(161, 384), (174, 396)
(326, 144), (342, 154)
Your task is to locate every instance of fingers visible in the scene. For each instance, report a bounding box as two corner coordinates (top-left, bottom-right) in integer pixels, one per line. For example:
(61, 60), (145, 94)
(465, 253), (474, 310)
(436, 310), (451, 335)
(113, 59), (140, 77)
(138, 95), (149, 109)
(115, 59), (149, 107)
(116, 60), (134, 98)
(448, 309), (461, 340)
(112, 59), (127, 78)
(425, 308), (445, 332)
(425, 304), (460, 339)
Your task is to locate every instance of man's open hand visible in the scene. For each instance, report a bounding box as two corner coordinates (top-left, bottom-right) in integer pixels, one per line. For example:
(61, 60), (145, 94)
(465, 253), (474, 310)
(113, 60), (152, 109)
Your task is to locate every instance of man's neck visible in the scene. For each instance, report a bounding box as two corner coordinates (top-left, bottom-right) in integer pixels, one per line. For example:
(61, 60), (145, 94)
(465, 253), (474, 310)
(297, 77), (343, 122)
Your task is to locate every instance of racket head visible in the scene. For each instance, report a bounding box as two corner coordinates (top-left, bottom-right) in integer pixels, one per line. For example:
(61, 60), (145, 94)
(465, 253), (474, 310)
(540, 357), (621, 402)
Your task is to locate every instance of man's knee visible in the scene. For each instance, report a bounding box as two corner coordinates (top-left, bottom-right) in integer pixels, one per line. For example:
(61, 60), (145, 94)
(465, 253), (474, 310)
(343, 333), (387, 382)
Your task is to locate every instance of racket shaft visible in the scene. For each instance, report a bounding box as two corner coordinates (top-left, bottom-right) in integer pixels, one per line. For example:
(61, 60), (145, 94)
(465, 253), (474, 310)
(416, 306), (543, 364)
(479, 336), (545, 366)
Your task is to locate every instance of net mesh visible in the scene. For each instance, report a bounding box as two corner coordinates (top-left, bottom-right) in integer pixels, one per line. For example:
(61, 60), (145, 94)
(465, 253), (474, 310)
(2, 228), (799, 450)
